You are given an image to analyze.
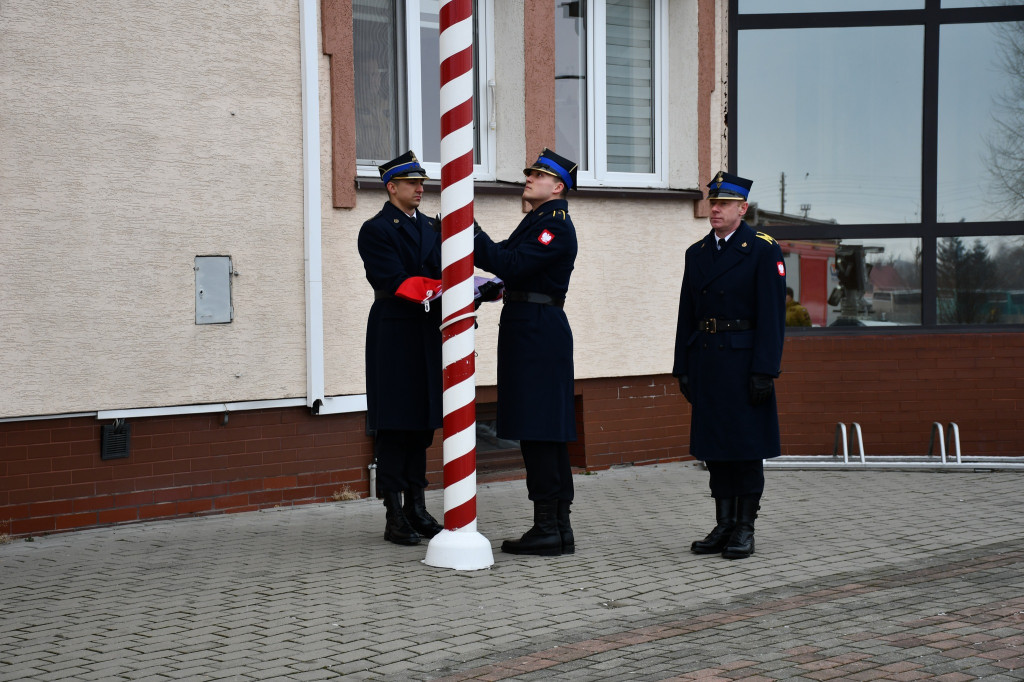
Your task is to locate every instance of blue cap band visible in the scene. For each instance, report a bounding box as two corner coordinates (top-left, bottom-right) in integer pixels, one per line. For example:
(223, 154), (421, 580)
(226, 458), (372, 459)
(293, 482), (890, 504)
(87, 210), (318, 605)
(538, 156), (573, 189)
(382, 161), (420, 184)
(713, 181), (749, 198)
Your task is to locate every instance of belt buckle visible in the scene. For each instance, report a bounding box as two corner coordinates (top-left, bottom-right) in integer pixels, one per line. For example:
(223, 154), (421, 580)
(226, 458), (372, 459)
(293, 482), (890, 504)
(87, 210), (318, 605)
(707, 318), (717, 334)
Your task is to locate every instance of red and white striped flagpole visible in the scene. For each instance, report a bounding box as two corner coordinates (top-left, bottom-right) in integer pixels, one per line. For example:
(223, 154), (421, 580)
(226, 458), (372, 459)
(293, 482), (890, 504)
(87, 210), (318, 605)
(423, 0), (493, 570)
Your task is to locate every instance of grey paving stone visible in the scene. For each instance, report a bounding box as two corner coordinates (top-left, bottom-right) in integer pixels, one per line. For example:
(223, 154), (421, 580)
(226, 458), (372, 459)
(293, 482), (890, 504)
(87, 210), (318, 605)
(2, 465), (1024, 681)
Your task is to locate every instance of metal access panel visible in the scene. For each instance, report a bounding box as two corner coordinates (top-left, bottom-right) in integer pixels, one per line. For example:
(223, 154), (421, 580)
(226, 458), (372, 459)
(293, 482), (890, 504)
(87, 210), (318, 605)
(195, 256), (234, 324)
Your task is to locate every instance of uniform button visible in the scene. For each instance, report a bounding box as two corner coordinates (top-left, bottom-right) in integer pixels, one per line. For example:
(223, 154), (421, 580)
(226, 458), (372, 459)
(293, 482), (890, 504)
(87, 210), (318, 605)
(701, 289), (708, 295)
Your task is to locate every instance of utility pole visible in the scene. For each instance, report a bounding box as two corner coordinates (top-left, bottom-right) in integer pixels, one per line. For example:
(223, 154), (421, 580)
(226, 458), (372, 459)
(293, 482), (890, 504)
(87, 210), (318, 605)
(779, 171), (786, 214)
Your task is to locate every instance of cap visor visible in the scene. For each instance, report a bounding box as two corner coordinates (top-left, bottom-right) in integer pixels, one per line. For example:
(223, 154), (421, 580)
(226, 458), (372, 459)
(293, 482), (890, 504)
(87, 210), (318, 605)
(389, 171), (430, 181)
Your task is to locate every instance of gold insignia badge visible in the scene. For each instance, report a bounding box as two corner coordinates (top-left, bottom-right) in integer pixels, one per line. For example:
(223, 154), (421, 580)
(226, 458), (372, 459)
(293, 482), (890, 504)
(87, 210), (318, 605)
(742, 242), (748, 247)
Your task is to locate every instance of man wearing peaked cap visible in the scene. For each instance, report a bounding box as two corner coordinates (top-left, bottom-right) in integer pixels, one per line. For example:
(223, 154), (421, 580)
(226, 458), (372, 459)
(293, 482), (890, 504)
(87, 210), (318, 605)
(672, 170), (787, 560)
(523, 148), (578, 194)
(706, 170), (753, 201)
(473, 148), (580, 557)
(379, 149), (430, 184)
(357, 150), (444, 547)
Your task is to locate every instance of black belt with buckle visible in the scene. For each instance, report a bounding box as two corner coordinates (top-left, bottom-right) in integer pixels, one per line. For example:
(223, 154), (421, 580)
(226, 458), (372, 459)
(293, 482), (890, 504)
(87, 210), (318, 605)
(504, 291), (565, 308)
(698, 318), (752, 333)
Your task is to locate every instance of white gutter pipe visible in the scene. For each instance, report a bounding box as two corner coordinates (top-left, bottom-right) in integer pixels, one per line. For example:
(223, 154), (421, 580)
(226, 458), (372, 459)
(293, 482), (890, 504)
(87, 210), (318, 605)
(298, 0), (367, 416)
(299, 0), (325, 411)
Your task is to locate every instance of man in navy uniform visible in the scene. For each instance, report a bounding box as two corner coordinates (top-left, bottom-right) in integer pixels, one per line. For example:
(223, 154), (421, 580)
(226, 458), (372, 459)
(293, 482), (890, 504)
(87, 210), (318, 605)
(357, 150), (445, 546)
(474, 149), (579, 556)
(673, 171), (786, 560)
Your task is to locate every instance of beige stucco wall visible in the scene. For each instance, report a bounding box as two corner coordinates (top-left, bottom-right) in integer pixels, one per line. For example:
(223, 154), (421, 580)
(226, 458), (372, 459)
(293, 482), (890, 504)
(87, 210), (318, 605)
(2, 0), (722, 418)
(0, 1), (308, 417)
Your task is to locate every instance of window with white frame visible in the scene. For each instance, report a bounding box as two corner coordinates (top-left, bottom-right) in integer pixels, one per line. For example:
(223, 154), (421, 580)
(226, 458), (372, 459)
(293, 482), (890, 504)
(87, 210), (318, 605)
(353, 0), (494, 179)
(554, 0), (666, 188)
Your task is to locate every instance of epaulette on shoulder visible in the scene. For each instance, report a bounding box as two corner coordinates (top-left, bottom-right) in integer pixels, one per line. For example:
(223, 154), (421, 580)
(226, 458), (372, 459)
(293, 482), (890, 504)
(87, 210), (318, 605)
(755, 231), (777, 245)
(550, 209), (568, 220)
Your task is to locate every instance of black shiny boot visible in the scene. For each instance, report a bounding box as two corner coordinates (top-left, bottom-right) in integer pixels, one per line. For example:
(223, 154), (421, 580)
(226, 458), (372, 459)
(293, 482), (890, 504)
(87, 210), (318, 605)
(501, 501), (561, 556)
(722, 495), (760, 560)
(403, 488), (443, 538)
(691, 497), (736, 554)
(557, 500), (574, 554)
(383, 492), (421, 545)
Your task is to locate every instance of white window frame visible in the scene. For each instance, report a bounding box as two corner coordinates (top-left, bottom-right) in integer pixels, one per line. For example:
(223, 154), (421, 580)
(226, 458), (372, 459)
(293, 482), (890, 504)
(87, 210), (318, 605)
(356, 0), (495, 181)
(581, 0), (668, 189)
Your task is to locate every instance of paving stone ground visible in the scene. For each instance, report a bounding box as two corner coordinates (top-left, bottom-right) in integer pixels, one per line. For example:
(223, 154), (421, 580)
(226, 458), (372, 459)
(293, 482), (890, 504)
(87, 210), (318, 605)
(2, 462), (1023, 681)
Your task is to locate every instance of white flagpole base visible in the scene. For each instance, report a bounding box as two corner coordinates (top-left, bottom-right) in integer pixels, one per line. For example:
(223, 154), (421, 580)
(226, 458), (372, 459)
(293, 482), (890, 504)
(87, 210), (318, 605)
(423, 528), (494, 571)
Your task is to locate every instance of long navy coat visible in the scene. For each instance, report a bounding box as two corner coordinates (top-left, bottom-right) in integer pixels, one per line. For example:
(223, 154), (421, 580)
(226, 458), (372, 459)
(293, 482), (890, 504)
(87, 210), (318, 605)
(475, 199), (578, 442)
(357, 202), (443, 431)
(673, 221), (786, 461)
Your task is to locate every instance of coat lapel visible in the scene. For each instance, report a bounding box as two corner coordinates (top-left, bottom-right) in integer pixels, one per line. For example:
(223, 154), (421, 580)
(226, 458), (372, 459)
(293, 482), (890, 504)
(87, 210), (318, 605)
(382, 202), (426, 265)
(414, 211), (437, 265)
(697, 223), (755, 289)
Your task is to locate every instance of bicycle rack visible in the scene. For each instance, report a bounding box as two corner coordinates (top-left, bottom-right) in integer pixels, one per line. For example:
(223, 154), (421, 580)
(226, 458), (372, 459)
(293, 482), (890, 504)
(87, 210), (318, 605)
(833, 422), (865, 464)
(929, 422), (962, 464)
(777, 422), (1023, 469)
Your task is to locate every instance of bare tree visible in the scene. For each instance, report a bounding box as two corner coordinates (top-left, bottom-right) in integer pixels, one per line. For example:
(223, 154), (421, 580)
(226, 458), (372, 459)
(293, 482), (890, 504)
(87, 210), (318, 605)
(986, 20), (1024, 217)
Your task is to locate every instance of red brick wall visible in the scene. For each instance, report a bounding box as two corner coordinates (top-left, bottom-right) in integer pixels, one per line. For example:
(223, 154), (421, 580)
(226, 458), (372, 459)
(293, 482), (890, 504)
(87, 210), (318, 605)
(2, 332), (1022, 537)
(776, 333), (1024, 457)
(576, 376), (690, 470)
(0, 410), (375, 537)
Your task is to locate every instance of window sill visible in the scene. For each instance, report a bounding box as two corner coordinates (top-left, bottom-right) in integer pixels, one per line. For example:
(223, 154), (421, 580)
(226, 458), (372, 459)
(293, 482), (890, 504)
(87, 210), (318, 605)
(355, 178), (704, 201)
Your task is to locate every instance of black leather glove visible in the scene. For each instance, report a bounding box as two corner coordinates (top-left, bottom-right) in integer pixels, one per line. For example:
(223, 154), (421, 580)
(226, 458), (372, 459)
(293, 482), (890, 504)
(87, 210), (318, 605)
(477, 280), (503, 302)
(749, 374), (774, 406)
(677, 375), (691, 404)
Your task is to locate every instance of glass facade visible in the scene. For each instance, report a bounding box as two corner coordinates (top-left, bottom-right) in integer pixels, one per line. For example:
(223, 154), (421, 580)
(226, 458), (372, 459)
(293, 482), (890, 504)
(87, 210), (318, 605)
(938, 22), (1024, 223)
(738, 26), (923, 226)
(733, 1), (1024, 328)
(739, 0), (922, 12)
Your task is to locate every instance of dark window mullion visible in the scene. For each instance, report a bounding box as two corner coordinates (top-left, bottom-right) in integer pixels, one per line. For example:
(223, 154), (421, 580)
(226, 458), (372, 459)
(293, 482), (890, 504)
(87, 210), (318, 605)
(728, 0), (739, 171)
(921, 0), (940, 326)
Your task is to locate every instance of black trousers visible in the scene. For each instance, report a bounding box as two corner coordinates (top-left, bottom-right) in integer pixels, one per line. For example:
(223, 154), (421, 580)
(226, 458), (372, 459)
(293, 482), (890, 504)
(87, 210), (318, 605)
(705, 459), (765, 498)
(374, 429), (433, 495)
(520, 440), (574, 502)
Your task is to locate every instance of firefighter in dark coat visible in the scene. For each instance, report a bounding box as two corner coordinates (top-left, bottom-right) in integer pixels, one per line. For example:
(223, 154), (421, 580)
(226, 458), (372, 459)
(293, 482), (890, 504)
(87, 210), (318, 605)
(474, 149), (579, 556)
(357, 151), (445, 546)
(673, 171), (786, 560)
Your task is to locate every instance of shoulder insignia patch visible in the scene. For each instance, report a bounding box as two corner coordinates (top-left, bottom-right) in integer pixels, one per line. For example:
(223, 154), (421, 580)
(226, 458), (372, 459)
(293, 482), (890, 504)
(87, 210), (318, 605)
(538, 229), (555, 245)
(756, 232), (777, 245)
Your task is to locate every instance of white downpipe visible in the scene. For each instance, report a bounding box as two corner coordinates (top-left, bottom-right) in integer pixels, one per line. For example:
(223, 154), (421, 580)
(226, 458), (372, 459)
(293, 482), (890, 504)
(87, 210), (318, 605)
(298, 0), (368, 417)
(299, 0), (325, 410)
